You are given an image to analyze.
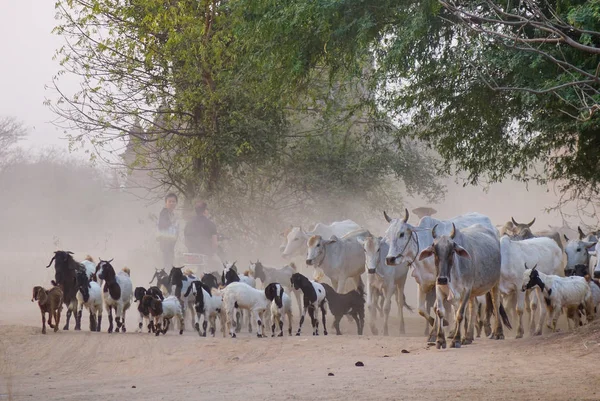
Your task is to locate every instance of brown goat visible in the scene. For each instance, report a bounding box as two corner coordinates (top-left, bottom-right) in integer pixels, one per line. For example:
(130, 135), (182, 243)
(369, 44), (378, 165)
(32, 286), (63, 334)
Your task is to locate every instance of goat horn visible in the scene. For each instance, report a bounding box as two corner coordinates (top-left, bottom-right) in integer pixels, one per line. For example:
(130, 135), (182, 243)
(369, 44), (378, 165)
(67, 251), (74, 255)
(107, 258), (114, 263)
(45, 255), (56, 268)
(450, 223), (456, 239)
(511, 217), (518, 226)
(527, 217), (536, 227)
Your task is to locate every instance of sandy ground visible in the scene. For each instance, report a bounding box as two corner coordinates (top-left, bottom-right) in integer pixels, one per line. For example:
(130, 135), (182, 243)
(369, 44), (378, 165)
(2, 300), (600, 401)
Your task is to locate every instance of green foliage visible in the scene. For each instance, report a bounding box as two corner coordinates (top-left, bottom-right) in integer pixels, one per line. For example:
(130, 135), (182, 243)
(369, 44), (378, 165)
(236, 0), (600, 201)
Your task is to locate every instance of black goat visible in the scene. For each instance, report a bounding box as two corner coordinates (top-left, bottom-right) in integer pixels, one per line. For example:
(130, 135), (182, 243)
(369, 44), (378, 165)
(134, 286), (164, 333)
(150, 268), (171, 295)
(45, 250), (86, 330)
(321, 283), (365, 335)
(201, 273), (219, 289)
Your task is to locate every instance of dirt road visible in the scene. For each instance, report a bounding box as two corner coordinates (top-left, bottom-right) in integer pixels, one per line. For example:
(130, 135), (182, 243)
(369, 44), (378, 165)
(1, 309), (599, 401)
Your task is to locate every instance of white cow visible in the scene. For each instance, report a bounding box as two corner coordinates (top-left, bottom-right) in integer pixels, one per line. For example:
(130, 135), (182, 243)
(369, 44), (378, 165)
(358, 235), (412, 335)
(280, 220), (362, 258)
(384, 208), (498, 342)
(499, 235), (563, 338)
(305, 229), (370, 294)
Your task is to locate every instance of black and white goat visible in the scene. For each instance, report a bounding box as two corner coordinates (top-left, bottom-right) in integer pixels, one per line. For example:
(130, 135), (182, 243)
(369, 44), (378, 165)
(290, 272), (328, 336)
(265, 283), (293, 337)
(75, 269), (103, 331)
(45, 250), (86, 330)
(522, 264), (594, 331)
(169, 266), (198, 329)
(96, 259), (133, 333)
(221, 263), (254, 333)
(142, 295), (184, 336)
(185, 281), (226, 337)
(134, 286), (164, 333)
(320, 283), (365, 335)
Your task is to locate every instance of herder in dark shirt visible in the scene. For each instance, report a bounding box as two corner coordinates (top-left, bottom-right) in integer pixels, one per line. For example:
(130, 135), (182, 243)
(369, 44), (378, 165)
(184, 200), (218, 257)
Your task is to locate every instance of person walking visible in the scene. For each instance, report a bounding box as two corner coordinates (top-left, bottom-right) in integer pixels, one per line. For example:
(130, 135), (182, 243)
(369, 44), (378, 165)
(184, 200), (220, 268)
(157, 192), (179, 270)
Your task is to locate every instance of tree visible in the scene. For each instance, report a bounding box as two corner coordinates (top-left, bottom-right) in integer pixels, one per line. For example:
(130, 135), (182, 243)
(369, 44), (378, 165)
(235, 0), (600, 204)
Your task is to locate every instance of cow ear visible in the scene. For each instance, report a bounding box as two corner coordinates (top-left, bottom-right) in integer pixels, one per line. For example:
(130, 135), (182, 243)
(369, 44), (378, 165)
(454, 244), (471, 259)
(418, 246), (435, 261)
(325, 235), (338, 246)
(584, 241), (597, 250)
(356, 236), (366, 246)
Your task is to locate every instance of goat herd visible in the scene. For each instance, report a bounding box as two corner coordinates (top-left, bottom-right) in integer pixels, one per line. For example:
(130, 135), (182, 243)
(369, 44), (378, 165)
(32, 209), (600, 351)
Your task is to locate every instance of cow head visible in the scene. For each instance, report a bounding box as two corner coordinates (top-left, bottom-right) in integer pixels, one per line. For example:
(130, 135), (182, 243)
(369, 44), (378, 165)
(306, 235), (336, 266)
(509, 217), (536, 240)
(281, 226), (308, 258)
(358, 235), (383, 274)
(383, 209), (415, 266)
(418, 223), (470, 285)
(564, 238), (597, 274)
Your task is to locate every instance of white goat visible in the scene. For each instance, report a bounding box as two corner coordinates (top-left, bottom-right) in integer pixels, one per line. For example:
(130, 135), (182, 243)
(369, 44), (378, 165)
(81, 258), (97, 281)
(522, 265), (594, 331)
(76, 279), (103, 332)
(185, 281), (226, 337)
(96, 260), (133, 333)
(264, 283), (293, 337)
(222, 282), (271, 338)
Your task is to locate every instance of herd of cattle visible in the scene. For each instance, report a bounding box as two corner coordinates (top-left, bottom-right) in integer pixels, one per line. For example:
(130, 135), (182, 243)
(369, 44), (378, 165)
(33, 209), (600, 350)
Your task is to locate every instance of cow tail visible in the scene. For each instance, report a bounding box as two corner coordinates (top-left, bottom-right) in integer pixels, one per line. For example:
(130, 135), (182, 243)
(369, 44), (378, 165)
(485, 292), (512, 330)
(499, 303), (512, 330)
(402, 292), (414, 313)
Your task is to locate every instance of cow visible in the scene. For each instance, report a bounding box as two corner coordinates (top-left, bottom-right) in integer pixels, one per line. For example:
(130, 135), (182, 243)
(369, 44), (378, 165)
(418, 223), (510, 349)
(383, 208), (498, 343)
(357, 235), (412, 335)
(305, 229), (370, 294)
(564, 234), (597, 277)
(506, 217), (564, 251)
(499, 235), (563, 337)
(280, 220), (362, 258)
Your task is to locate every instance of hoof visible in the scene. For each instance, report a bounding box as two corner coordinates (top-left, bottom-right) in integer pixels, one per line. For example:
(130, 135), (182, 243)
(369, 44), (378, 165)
(74, 327), (81, 331)
(257, 333), (262, 338)
(296, 333), (300, 336)
(324, 331), (328, 336)
(278, 333), (283, 337)
(436, 341), (446, 349)
(54, 327), (59, 333)
(484, 325), (492, 337)
(42, 329), (47, 335)
(179, 330), (183, 335)
(493, 333), (505, 340)
(451, 340), (461, 348)
(155, 331), (160, 337)
(62, 325), (69, 331)
(462, 338), (473, 345)
(271, 334), (275, 338)
(371, 327), (379, 336)
(231, 333), (237, 338)
(115, 327), (120, 333)
(108, 328), (113, 334)
(122, 327), (126, 333)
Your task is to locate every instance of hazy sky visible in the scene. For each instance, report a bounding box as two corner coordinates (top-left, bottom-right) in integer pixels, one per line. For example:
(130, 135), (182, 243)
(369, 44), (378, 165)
(1, 1), (82, 154)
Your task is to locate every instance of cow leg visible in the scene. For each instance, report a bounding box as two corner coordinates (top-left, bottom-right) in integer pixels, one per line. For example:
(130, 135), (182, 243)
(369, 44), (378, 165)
(490, 286), (505, 340)
(515, 290), (525, 339)
(417, 285), (436, 330)
(528, 289), (540, 335)
(336, 277), (347, 295)
(367, 278), (379, 335)
(435, 293), (447, 349)
(396, 277), (407, 335)
(296, 306), (308, 336)
(383, 288), (393, 336)
(463, 299), (476, 344)
(450, 291), (469, 348)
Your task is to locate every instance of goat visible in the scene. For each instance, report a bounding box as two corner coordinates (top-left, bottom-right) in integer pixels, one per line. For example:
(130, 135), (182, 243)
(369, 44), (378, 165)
(134, 286), (164, 333)
(142, 295), (184, 336)
(81, 255), (97, 281)
(222, 282), (271, 338)
(563, 263), (600, 322)
(96, 259), (133, 333)
(149, 268), (171, 295)
(168, 266), (198, 330)
(221, 263), (254, 333)
(522, 264), (594, 331)
(75, 269), (103, 331)
(290, 272), (328, 336)
(185, 281), (226, 337)
(45, 250), (86, 330)
(265, 283), (293, 337)
(320, 283), (365, 335)
(31, 285), (63, 334)
(201, 272), (219, 289)
(250, 260), (302, 317)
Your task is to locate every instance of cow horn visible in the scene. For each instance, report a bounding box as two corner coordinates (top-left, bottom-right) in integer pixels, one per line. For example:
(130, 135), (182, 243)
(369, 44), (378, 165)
(511, 217), (518, 226)
(578, 226), (585, 240)
(383, 211), (392, 223)
(450, 223), (456, 239)
(45, 255), (56, 268)
(403, 208), (409, 223)
(431, 224), (439, 239)
(527, 218), (536, 227)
